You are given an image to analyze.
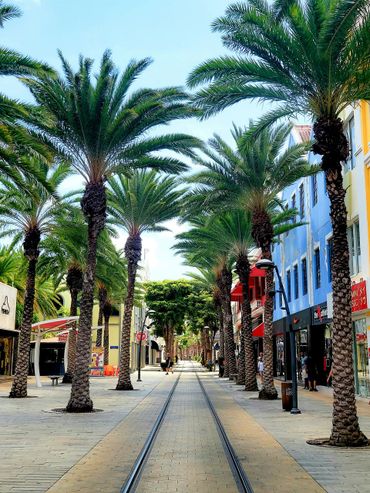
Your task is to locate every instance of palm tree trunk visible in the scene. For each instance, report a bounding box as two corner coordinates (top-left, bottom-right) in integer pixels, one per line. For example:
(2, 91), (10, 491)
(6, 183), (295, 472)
(251, 207), (278, 399)
(103, 302), (111, 366)
(236, 254), (258, 391)
(62, 288), (78, 384)
(66, 182), (106, 412)
(218, 266), (236, 378)
(116, 233), (141, 390)
(216, 302), (224, 360)
(313, 117), (367, 446)
(96, 287), (107, 347)
(9, 257), (38, 398)
(259, 249), (278, 399)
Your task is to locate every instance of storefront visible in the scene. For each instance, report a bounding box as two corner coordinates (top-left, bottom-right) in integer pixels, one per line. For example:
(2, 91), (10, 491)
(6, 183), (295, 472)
(310, 302), (332, 385)
(351, 280), (370, 397)
(0, 283), (18, 376)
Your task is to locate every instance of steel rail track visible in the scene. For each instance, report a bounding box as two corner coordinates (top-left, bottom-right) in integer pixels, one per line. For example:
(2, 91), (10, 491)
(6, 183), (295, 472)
(121, 363), (253, 493)
(120, 371), (182, 493)
(196, 372), (254, 493)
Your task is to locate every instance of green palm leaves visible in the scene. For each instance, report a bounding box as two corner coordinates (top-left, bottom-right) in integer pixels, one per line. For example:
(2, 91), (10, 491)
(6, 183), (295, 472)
(108, 170), (184, 235)
(189, 0), (370, 122)
(24, 51), (200, 182)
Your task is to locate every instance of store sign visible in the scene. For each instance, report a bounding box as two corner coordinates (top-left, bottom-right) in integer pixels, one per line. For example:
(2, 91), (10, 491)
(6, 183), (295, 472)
(0, 282), (17, 331)
(351, 281), (367, 312)
(312, 302), (331, 325)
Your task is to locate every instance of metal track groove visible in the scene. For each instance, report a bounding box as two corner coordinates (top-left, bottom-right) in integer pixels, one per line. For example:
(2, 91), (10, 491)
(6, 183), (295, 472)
(196, 373), (254, 493)
(120, 372), (182, 493)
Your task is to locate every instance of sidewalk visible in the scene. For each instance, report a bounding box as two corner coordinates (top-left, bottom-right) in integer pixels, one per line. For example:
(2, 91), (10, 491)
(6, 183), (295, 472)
(1, 367), (370, 492)
(213, 376), (370, 493)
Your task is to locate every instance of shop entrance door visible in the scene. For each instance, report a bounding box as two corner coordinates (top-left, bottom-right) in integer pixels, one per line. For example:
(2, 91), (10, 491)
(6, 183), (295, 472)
(309, 326), (326, 385)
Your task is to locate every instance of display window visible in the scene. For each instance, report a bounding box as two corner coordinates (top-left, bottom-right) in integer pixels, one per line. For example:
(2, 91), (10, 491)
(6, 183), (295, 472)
(353, 318), (370, 397)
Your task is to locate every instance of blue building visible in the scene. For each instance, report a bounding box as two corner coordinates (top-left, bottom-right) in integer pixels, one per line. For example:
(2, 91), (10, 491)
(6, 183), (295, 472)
(272, 125), (333, 385)
(272, 114), (370, 395)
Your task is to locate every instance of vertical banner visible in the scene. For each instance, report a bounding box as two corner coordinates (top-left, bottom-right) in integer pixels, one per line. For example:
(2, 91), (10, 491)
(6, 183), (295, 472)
(90, 346), (104, 376)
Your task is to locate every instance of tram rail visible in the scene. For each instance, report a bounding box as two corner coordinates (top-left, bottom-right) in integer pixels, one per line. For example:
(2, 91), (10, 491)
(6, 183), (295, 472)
(120, 362), (254, 493)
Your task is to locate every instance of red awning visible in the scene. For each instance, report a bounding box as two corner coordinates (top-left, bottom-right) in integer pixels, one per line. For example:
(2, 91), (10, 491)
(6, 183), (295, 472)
(31, 317), (79, 333)
(252, 322), (264, 338)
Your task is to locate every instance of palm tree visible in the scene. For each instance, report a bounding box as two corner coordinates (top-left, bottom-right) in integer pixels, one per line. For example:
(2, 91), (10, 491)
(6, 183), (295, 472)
(24, 52), (200, 411)
(184, 125), (312, 398)
(108, 170), (184, 390)
(0, 161), (70, 397)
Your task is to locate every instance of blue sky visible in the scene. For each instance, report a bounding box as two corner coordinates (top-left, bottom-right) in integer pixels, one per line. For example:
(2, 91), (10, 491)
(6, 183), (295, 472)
(1, 0), (266, 280)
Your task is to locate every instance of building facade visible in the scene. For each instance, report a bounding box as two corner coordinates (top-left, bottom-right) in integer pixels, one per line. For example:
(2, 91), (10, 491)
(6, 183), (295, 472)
(272, 113), (370, 396)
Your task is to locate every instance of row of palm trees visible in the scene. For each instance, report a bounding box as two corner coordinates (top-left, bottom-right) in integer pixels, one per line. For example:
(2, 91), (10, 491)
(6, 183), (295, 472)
(0, 3), (198, 410)
(0, 0), (368, 446)
(182, 0), (370, 447)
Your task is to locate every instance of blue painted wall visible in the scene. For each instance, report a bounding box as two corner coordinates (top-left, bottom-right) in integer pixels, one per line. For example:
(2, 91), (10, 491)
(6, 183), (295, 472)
(272, 135), (332, 321)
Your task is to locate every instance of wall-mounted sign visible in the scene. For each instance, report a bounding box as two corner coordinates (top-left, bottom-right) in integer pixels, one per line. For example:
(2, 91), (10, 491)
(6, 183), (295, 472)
(0, 282), (17, 331)
(351, 280), (367, 312)
(312, 302), (332, 325)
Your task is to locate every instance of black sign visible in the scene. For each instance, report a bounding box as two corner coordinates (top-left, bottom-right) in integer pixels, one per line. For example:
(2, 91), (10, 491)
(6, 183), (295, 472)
(311, 302), (331, 325)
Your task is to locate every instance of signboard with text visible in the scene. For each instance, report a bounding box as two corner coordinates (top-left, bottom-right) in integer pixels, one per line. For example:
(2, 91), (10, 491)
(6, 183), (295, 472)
(351, 280), (367, 312)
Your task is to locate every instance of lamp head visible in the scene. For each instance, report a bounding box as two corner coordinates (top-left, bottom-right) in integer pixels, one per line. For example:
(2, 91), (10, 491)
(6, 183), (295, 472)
(255, 258), (275, 270)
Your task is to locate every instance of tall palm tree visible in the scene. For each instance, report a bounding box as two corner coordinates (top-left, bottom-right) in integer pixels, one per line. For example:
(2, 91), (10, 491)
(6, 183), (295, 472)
(0, 161), (70, 397)
(184, 125), (312, 398)
(24, 52), (200, 411)
(188, 0), (370, 446)
(108, 170), (184, 390)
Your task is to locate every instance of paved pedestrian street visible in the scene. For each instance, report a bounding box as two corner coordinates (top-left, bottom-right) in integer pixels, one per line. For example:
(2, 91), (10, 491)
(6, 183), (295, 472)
(1, 362), (370, 492)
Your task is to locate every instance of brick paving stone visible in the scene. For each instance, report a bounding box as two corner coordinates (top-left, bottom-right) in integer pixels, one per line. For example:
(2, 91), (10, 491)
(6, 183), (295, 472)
(210, 375), (370, 493)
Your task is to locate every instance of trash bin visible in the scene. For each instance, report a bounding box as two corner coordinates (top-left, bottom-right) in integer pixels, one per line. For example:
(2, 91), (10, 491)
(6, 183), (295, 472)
(281, 381), (293, 411)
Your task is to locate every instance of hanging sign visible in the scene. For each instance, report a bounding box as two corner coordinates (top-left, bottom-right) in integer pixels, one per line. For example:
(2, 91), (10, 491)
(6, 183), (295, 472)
(351, 280), (367, 312)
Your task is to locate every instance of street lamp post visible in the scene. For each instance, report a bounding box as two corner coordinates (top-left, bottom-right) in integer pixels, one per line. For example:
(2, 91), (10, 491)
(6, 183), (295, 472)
(137, 310), (154, 382)
(256, 259), (301, 414)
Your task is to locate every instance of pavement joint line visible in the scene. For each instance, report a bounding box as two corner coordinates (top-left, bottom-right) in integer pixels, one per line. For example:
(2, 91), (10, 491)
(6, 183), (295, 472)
(45, 375), (179, 493)
(200, 374), (325, 493)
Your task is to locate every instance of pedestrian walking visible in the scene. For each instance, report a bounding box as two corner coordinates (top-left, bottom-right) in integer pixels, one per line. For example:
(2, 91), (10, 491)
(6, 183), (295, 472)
(305, 353), (318, 391)
(257, 355), (264, 383)
(218, 356), (225, 377)
(165, 354), (173, 375)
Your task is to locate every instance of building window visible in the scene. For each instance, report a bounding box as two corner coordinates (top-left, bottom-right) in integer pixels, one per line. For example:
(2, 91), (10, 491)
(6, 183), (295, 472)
(299, 184), (304, 218)
(344, 117), (356, 172)
(286, 269), (291, 302)
(285, 203), (289, 237)
(301, 257), (308, 295)
(348, 220), (361, 275)
(291, 194), (296, 223)
(327, 237), (333, 283)
(293, 264), (299, 299)
(312, 174), (318, 205)
(314, 247), (321, 289)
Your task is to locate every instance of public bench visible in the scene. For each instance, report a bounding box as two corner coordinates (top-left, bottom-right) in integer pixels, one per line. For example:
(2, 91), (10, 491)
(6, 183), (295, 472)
(49, 375), (60, 386)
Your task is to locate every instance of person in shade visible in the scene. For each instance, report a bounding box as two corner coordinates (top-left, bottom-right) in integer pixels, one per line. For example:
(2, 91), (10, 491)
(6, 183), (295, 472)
(165, 354), (173, 375)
